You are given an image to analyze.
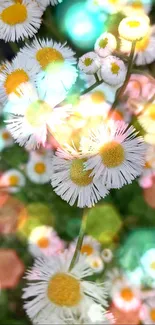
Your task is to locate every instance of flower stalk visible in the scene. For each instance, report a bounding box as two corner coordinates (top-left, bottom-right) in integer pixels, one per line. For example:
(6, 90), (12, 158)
(69, 208), (88, 271)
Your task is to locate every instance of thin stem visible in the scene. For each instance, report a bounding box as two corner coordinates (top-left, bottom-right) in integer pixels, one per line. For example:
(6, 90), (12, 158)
(69, 208), (88, 271)
(81, 79), (104, 96)
(94, 73), (100, 83)
(111, 41), (136, 111)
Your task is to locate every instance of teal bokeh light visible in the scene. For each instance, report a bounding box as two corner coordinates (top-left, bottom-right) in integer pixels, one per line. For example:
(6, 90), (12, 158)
(58, 1), (107, 50)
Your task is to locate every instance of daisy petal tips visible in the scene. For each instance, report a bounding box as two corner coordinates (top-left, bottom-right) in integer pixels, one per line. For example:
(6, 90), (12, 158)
(84, 120), (146, 190)
(0, 0), (43, 42)
(50, 149), (109, 208)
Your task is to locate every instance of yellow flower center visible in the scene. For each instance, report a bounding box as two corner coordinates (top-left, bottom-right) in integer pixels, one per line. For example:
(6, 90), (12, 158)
(1, 4), (27, 25)
(36, 48), (64, 70)
(2, 131), (11, 140)
(109, 0), (119, 4)
(47, 272), (81, 307)
(150, 261), (155, 270)
(136, 35), (149, 51)
(25, 100), (52, 127)
(99, 141), (125, 168)
(34, 162), (46, 174)
(150, 309), (155, 322)
(4, 69), (29, 95)
(9, 175), (19, 186)
(111, 62), (120, 74)
(37, 237), (50, 248)
(120, 287), (134, 301)
(108, 110), (123, 121)
(83, 58), (93, 67)
(145, 161), (151, 169)
(70, 158), (93, 186)
(131, 0), (143, 9)
(147, 104), (155, 120)
(92, 260), (100, 268)
(81, 244), (93, 256)
(99, 38), (108, 49)
(127, 20), (141, 28)
(91, 91), (105, 104)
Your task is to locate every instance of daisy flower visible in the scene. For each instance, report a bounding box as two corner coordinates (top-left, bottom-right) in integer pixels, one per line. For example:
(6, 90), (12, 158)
(0, 169), (25, 192)
(95, 32), (117, 58)
(101, 249), (113, 263)
(70, 235), (101, 257)
(26, 154), (52, 184)
(0, 127), (13, 150)
(138, 102), (155, 134)
(101, 56), (127, 86)
(87, 255), (104, 273)
(139, 145), (155, 188)
(141, 249), (155, 279)
(95, 0), (125, 14)
(118, 15), (150, 41)
(121, 26), (155, 66)
(125, 0), (152, 15)
(5, 83), (69, 150)
(28, 225), (65, 258)
(23, 253), (108, 324)
(50, 148), (109, 208)
(0, 0), (43, 42)
(140, 299), (155, 324)
(36, 0), (63, 10)
(19, 38), (77, 93)
(111, 280), (141, 311)
(0, 54), (38, 103)
(78, 52), (101, 75)
(84, 121), (145, 189)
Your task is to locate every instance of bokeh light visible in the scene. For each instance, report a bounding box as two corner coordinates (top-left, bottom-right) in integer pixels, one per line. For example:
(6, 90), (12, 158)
(56, 0), (107, 50)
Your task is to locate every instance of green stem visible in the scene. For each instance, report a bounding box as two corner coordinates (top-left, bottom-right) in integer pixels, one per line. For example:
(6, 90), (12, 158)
(111, 41), (136, 111)
(81, 79), (104, 96)
(69, 209), (88, 271)
(94, 73), (100, 83)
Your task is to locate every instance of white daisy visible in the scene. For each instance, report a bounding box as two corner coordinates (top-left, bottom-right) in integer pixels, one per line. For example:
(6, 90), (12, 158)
(140, 299), (155, 325)
(26, 154), (52, 184)
(78, 52), (101, 75)
(111, 280), (141, 311)
(0, 54), (38, 103)
(118, 15), (150, 41)
(101, 56), (127, 86)
(121, 26), (155, 66)
(70, 235), (101, 257)
(87, 255), (104, 273)
(138, 102), (155, 134)
(84, 121), (145, 189)
(101, 249), (113, 263)
(28, 225), (65, 258)
(0, 0), (43, 42)
(50, 148), (109, 208)
(5, 83), (69, 150)
(125, 0), (152, 15)
(0, 169), (25, 192)
(95, 32), (117, 58)
(0, 127), (13, 150)
(141, 249), (155, 279)
(36, 0), (63, 10)
(23, 253), (108, 324)
(19, 38), (77, 94)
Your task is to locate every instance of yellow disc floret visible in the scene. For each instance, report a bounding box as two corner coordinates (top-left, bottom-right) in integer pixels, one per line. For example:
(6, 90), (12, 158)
(111, 62), (120, 74)
(83, 58), (93, 67)
(81, 244), (93, 255)
(91, 91), (105, 104)
(120, 287), (134, 301)
(36, 48), (64, 70)
(1, 4), (27, 25)
(9, 175), (19, 186)
(34, 162), (46, 174)
(47, 272), (81, 307)
(37, 237), (50, 248)
(99, 141), (125, 168)
(4, 70), (29, 95)
(70, 159), (93, 186)
(150, 309), (155, 322)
